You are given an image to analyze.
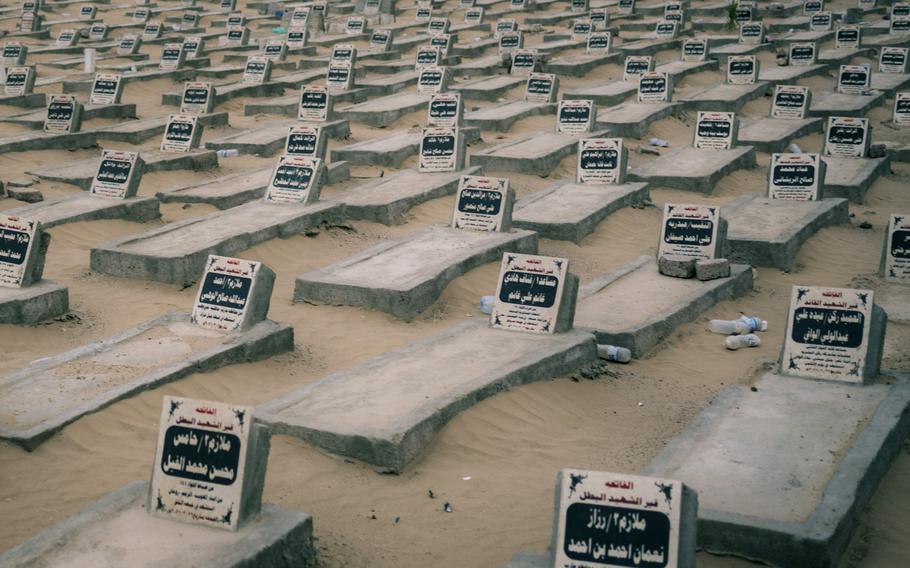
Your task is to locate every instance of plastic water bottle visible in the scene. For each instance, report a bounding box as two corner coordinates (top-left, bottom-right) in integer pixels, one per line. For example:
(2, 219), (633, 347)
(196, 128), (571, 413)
(739, 315), (768, 332)
(216, 149), (240, 158)
(479, 295), (495, 314)
(724, 334), (761, 350)
(709, 319), (751, 335)
(789, 143), (802, 154)
(597, 344), (632, 363)
(648, 137), (669, 147)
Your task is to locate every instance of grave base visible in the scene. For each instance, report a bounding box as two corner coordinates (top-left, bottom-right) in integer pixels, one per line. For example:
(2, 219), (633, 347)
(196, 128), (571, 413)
(595, 102), (679, 138)
(464, 100), (555, 132)
(204, 119), (351, 155)
(0, 92), (46, 108)
(470, 131), (606, 176)
(0, 280), (69, 325)
(452, 75), (526, 101)
(809, 92), (884, 118)
(629, 146), (757, 193)
(4, 194), (160, 229)
(331, 127), (479, 167)
(643, 372), (910, 568)
(575, 256), (753, 357)
(737, 117), (823, 153)
(822, 156), (889, 203)
(93, 112), (230, 144)
(0, 481), (314, 568)
(258, 321), (597, 472)
(682, 82), (769, 112)
(338, 92), (428, 127)
(28, 150), (218, 190)
(504, 551), (548, 567)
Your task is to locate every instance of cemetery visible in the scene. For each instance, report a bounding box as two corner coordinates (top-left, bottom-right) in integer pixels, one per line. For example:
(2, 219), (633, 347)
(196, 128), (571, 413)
(1, 0), (909, 566)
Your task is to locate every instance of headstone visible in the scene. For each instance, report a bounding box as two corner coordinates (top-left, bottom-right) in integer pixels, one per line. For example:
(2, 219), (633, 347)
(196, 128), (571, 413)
(345, 16), (366, 35)
(768, 153), (826, 200)
(510, 0), (534, 10)
(181, 12), (199, 27)
(510, 49), (538, 76)
(90, 149), (143, 199)
(242, 56), (272, 85)
(419, 127), (464, 172)
(664, 9), (686, 27)
(262, 39), (287, 62)
(299, 84), (333, 121)
(220, 0), (236, 10)
(577, 137), (627, 185)
(551, 469), (697, 568)
(837, 64), (871, 95)
(265, 154), (324, 204)
(427, 92), (463, 127)
(161, 114), (202, 153)
(143, 21), (163, 40)
(682, 38), (707, 63)
(571, 0), (589, 11)
(286, 27), (307, 51)
(451, 175), (513, 232)
(326, 60), (354, 92)
(460, 0), (476, 7)
(658, 203), (724, 260)
(735, 4), (754, 22)
(429, 34), (453, 57)
(465, 7), (484, 25)
(739, 21), (764, 45)
(415, 6), (432, 23)
(415, 45), (442, 70)
(289, 7), (310, 28)
(589, 8), (609, 29)
(525, 72), (558, 103)
(571, 19), (593, 41)
(133, 7), (150, 23)
(2, 43), (27, 66)
(490, 253), (575, 334)
(654, 20), (678, 40)
(4, 65), (35, 96)
(330, 44), (356, 64)
(369, 29), (393, 52)
(417, 65), (449, 94)
(880, 47), (909, 74)
(428, 17), (450, 35)
(55, 28), (79, 48)
(781, 285), (883, 383)
(285, 124), (326, 158)
(88, 23), (108, 41)
(894, 92), (910, 124)
(809, 11), (832, 31)
(618, 0), (635, 14)
(892, 3), (910, 18)
(495, 18), (518, 39)
(638, 71), (672, 103)
(727, 55), (759, 85)
(771, 85), (811, 119)
(118, 34), (142, 56)
(19, 11), (41, 33)
(804, 0), (824, 15)
(226, 13), (245, 28)
(835, 25), (861, 49)
(89, 72), (122, 105)
(824, 116), (869, 158)
(623, 55), (653, 81)
(181, 81), (214, 115)
(363, 0), (382, 15)
(499, 31), (523, 56)
(160, 43), (186, 71)
(44, 94), (82, 133)
(587, 31), (611, 55)
(890, 16), (910, 34)
(556, 99), (596, 134)
(149, 395), (268, 530)
(79, 5), (96, 21)
(222, 26), (249, 47)
(693, 111), (738, 150)
(883, 214), (910, 283)
(0, 214), (48, 289)
(789, 42), (817, 66)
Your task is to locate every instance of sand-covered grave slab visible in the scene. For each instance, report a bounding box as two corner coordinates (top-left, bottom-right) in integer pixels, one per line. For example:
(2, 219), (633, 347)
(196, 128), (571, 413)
(0, 102), (136, 129)
(817, 47), (875, 68)
(354, 69), (419, 96)
(543, 50), (622, 76)
(563, 80), (638, 106)
(336, 91), (429, 127)
(575, 255), (753, 357)
(2, 193), (160, 229)
(243, 90), (368, 116)
(294, 226), (538, 319)
(870, 72), (910, 95)
(769, 29), (835, 47)
(333, 166), (482, 224)
(331, 127), (479, 167)
(822, 156), (889, 203)
(629, 145), (757, 193)
(512, 182), (650, 242)
(614, 36), (682, 56)
(0, 279), (69, 325)
(758, 63), (827, 85)
(470, 130), (606, 176)
(94, 111), (230, 144)
(682, 81), (770, 112)
(0, 91), (46, 108)
(450, 74), (527, 101)
(203, 120), (349, 156)
(594, 101), (679, 138)
(451, 53), (507, 77)
(257, 320), (596, 472)
(709, 40), (773, 62)
(0, 128), (98, 154)
(464, 99), (556, 131)
(27, 150), (218, 190)
(809, 91), (885, 118)
(737, 116), (823, 153)
(160, 80), (286, 107)
(724, 193), (849, 270)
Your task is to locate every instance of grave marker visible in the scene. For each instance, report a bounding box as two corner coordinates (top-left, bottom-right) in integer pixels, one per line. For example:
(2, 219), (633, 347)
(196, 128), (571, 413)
(419, 127), (464, 172)
(618, 0), (635, 14)
(188, 254), (275, 330)
(658, 203), (723, 260)
(19, 11), (41, 33)
(804, 0), (824, 15)
(556, 99), (596, 134)
(326, 60), (354, 92)
(824, 116), (870, 158)
(638, 71), (671, 103)
(577, 137), (626, 185)
(289, 7), (310, 28)
(495, 18), (518, 39)
(79, 5), (96, 22)
(789, 42), (816, 66)
(623, 55), (653, 81)
(465, 7), (484, 25)
(299, 84), (332, 122)
(682, 38), (707, 63)
(429, 34), (453, 57)
(415, 45), (442, 70)
(571, 0), (589, 11)
(242, 56), (272, 85)
(44, 94), (82, 133)
(181, 12), (199, 27)
(181, 81), (214, 114)
(894, 92), (910, 124)
(182, 36), (204, 58)
(161, 114), (202, 153)
(89, 72), (123, 106)
(883, 214), (910, 283)
(4, 66), (35, 96)
(727, 55), (758, 85)
(369, 29), (393, 52)
(835, 25), (861, 49)
(89, 23), (108, 41)
(221, 26), (249, 47)
(655, 20), (678, 39)
(261, 39), (287, 62)
(427, 92), (463, 127)
(771, 85), (811, 119)
(265, 154), (324, 204)
(587, 31), (611, 55)
(879, 47), (908, 74)
(525, 72), (558, 103)
(160, 43), (186, 71)
(769, 153), (825, 200)
(491, 253), (573, 334)
(428, 17), (450, 35)
(735, 4), (754, 22)
(892, 3), (910, 18)
(499, 31), (523, 56)
(133, 7), (150, 23)
(809, 11), (832, 31)
(417, 65), (449, 94)
(571, 19), (593, 41)
(891, 17), (910, 34)
(143, 21), (163, 40)
(90, 149), (143, 199)
(285, 124), (326, 158)
(510, 49), (538, 76)
(55, 28), (78, 48)
(782, 285), (882, 383)
(331, 44), (357, 64)
(345, 16), (366, 35)
(589, 8), (609, 28)
(226, 13), (245, 28)
(837, 64), (871, 95)
(2, 43), (27, 66)
(416, 7), (432, 23)
(286, 27), (307, 51)
(451, 175), (513, 232)
(0, 214), (47, 289)
(511, 0), (534, 10)
(693, 111), (738, 150)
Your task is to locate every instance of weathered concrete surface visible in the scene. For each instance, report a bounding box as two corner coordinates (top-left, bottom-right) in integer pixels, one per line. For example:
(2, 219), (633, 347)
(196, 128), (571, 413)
(0, 102), (136, 129)
(244, 91), (369, 116)
(513, 182), (650, 242)
(0, 313), (293, 450)
(724, 193), (849, 270)
(822, 156), (889, 203)
(452, 54), (507, 78)
(543, 51), (622, 77)
(451, 74), (527, 101)
(465, 100), (556, 132)
(0, 481), (315, 567)
(595, 102), (679, 138)
(0, 130), (98, 155)
(3, 194), (160, 228)
(759, 63), (827, 86)
(0, 92), (46, 108)
(27, 150), (219, 190)
(737, 117), (823, 153)
(94, 112), (230, 144)
(682, 82), (770, 112)
(809, 91), (885, 118)
(295, 226), (538, 319)
(503, 551), (548, 568)
(331, 127), (479, 167)
(575, 256), (754, 357)
(335, 167), (482, 224)
(356, 70), (419, 97)
(562, 80), (638, 106)
(643, 372), (910, 568)
(338, 92), (429, 127)
(205, 120), (298, 156)
(870, 73), (910, 96)
(471, 131), (607, 177)
(258, 320), (597, 472)
(91, 202), (344, 286)
(629, 146), (757, 193)
(0, 280), (69, 325)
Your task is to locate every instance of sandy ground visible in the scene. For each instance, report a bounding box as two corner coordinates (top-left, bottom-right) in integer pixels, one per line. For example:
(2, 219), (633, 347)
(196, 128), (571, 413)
(0, 0), (908, 566)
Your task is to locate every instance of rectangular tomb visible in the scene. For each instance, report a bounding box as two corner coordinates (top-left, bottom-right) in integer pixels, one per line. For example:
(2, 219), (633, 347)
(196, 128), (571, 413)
(628, 146), (757, 194)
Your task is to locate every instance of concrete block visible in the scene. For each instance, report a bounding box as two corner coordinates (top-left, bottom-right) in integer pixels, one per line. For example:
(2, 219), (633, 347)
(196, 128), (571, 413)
(94, 112), (230, 144)
(338, 92), (429, 127)
(6, 187), (43, 203)
(696, 258), (731, 281)
(0, 279), (69, 325)
(809, 91), (885, 118)
(659, 254), (697, 278)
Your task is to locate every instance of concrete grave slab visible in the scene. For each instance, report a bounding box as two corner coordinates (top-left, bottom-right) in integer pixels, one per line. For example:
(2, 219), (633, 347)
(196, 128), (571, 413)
(0, 129), (98, 155)
(294, 226), (537, 319)
(758, 63), (827, 85)
(512, 182), (650, 242)
(243, 91), (368, 117)
(451, 54), (506, 77)
(451, 74), (526, 101)
(643, 372), (910, 568)
(355, 70), (419, 97)
(94, 112), (230, 144)
(809, 91), (885, 118)
(543, 51), (622, 76)
(336, 166), (483, 225)
(575, 255), (753, 357)
(821, 156), (889, 203)
(817, 47), (874, 68)
(0, 279), (69, 325)
(0, 313), (293, 449)
(594, 101), (679, 138)
(629, 146), (756, 193)
(0, 481), (315, 567)
(91, 201), (344, 286)
(2, 193), (160, 229)
(337, 91), (429, 127)
(562, 80), (638, 106)
(737, 117), (824, 153)
(710, 40), (773, 63)
(724, 193), (849, 270)
(471, 131), (607, 176)
(870, 72), (910, 96)
(769, 29), (835, 47)
(615, 37), (682, 56)
(204, 121), (300, 157)
(258, 320), (596, 472)
(331, 127), (479, 167)
(682, 82), (770, 112)
(0, 92), (46, 108)
(464, 100), (556, 131)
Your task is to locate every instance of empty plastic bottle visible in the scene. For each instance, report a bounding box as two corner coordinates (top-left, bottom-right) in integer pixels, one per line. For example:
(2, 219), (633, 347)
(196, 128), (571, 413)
(597, 344), (632, 363)
(479, 295), (495, 314)
(216, 149), (240, 158)
(724, 334), (761, 350)
(739, 315), (768, 332)
(789, 143), (802, 154)
(709, 319), (751, 335)
(648, 137), (669, 147)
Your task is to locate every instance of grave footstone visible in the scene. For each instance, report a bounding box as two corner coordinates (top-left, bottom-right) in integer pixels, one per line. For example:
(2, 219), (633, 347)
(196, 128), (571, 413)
(556, 99), (596, 133)
(44, 94), (82, 133)
(4, 65), (35, 96)
(181, 81), (214, 114)
(693, 111), (738, 150)
(491, 253), (577, 334)
(837, 64), (871, 94)
(428, 92), (462, 127)
(299, 84), (333, 121)
(577, 137), (626, 185)
(637, 71), (672, 102)
(895, 92), (910, 124)
(285, 125), (326, 158)
(265, 155), (324, 204)
(451, 175), (514, 232)
(769, 153), (826, 200)
(160, 43), (186, 70)
(192, 255), (275, 332)
(824, 116), (870, 158)
(90, 149), (143, 199)
(418, 127), (464, 172)
(658, 203), (725, 260)
(771, 84), (811, 119)
(89, 72), (123, 106)
(161, 114), (202, 153)
(882, 214), (910, 283)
